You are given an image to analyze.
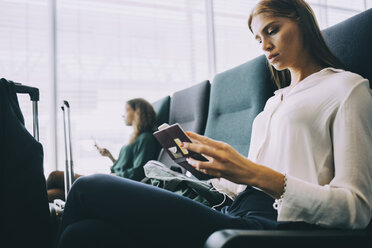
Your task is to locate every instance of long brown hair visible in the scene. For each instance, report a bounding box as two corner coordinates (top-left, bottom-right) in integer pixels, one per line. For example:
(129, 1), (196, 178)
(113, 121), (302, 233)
(126, 98), (157, 144)
(248, 0), (345, 88)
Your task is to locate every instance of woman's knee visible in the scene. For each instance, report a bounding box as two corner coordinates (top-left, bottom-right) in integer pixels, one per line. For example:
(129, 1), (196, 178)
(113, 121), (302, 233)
(69, 174), (110, 194)
(68, 174), (134, 202)
(72, 174), (104, 186)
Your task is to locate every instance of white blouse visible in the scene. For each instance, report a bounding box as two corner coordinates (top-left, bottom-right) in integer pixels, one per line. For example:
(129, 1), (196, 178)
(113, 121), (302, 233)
(212, 68), (372, 229)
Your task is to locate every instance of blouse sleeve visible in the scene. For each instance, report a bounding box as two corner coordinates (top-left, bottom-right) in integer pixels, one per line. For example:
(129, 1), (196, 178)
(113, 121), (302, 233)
(277, 80), (372, 229)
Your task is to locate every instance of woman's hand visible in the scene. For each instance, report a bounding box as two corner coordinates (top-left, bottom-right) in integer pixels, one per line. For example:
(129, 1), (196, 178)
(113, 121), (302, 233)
(182, 132), (285, 199)
(95, 145), (117, 163)
(182, 132), (258, 186)
(98, 148), (112, 157)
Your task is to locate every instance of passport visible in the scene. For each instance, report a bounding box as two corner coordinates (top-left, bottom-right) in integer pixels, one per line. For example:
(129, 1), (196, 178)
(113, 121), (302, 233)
(153, 123), (215, 180)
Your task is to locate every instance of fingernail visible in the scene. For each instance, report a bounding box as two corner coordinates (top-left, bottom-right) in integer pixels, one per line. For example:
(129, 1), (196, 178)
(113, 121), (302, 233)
(180, 142), (184, 147)
(186, 157), (193, 166)
(185, 131), (190, 135)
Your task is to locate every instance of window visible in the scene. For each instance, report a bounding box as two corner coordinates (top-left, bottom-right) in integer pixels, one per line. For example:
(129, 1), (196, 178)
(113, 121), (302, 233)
(213, 0), (261, 73)
(57, 0), (208, 175)
(308, 0), (366, 28)
(0, 0), (54, 175)
(213, 0), (370, 73)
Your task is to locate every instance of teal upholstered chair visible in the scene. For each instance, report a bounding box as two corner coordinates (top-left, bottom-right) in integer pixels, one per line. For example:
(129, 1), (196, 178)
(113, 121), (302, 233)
(204, 55), (276, 156)
(156, 80), (211, 171)
(152, 95), (171, 128)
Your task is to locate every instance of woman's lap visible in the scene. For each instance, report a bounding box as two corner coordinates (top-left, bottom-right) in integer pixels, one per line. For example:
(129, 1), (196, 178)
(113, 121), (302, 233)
(57, 174), (278, 247)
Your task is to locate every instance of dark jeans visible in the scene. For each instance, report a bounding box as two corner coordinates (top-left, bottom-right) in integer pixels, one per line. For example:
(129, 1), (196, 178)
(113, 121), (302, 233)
(56, 174), (304, 248)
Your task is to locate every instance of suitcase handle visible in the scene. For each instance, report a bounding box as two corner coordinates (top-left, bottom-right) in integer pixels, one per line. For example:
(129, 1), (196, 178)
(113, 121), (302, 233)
(13, 82), (40, 101)
(62, 100), (74, 199)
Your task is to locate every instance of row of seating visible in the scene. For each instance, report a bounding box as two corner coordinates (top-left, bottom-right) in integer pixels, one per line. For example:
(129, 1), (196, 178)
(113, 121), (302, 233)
(152, 80), (211, 172)
(152, 55), (276, 172)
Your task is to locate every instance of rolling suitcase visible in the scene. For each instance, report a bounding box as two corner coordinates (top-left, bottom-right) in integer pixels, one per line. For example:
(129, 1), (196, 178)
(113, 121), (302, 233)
(13, 81), (40, 141)
(48, 100), (76, 228)
(0, 78), (51, 247)
(50, 100), (75, 211)
(47, 100), (76, 242)
(61, 100), (75, 200)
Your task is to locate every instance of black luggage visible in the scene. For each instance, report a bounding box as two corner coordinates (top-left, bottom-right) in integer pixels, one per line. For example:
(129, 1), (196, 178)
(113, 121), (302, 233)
(0, 78), (51, 247)
(48, 100), (76, 225)
(61, 100), (75, 200)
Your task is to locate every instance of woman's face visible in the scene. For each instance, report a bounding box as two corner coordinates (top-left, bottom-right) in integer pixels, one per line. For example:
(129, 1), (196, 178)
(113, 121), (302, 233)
(251, 14), (305, 71)
(123, 104), (135, 126)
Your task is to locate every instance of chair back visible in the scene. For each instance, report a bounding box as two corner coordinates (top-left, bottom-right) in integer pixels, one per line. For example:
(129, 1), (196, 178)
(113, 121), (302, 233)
(157, 80), (210, 171)
(323, 8), (372, 88)
(152, 96), (170, 128)
(204, 56), (276, 156)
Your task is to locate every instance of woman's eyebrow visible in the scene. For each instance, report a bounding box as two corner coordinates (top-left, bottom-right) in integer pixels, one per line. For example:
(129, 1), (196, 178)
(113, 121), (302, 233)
(254, 21), (279, 39)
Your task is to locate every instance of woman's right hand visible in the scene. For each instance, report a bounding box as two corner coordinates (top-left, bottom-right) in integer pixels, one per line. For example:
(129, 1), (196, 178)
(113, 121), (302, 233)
(182, 131), (285, 199)
(95, 145), (117, 163)
(98, 148), (112, 157)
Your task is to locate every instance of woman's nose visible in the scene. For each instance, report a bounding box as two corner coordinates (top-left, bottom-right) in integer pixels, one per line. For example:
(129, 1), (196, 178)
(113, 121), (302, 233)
(262, 38), (273, 51)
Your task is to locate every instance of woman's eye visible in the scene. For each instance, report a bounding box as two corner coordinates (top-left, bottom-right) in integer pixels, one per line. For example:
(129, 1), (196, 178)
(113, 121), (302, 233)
(268, 28), (278, 35)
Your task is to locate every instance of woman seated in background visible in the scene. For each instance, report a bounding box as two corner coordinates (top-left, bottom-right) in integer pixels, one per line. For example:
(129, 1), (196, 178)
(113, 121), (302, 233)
(46, 98), (161, 202)
(56, 1), (372, 247)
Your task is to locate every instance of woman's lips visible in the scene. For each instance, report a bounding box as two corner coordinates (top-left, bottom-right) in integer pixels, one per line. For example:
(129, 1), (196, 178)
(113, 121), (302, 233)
(268, 53), (279, 62)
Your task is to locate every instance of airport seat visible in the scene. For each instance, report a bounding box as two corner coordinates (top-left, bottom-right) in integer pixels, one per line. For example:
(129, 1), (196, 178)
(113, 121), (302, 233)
(156, 80), (210, 172)
(153, 95), (170, 128)
(204, 55), (275, 156)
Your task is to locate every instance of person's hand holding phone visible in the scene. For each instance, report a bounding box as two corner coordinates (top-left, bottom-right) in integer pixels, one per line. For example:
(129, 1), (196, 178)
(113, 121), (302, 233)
(182, 131), (257, 185)
(98, 147), (111, 157)
(92, 137), (116, 163)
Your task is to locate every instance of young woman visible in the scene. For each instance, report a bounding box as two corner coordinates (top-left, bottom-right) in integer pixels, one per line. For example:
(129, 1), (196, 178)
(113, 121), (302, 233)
(46, 98), (160, 202)
(56, 1), (372, 247)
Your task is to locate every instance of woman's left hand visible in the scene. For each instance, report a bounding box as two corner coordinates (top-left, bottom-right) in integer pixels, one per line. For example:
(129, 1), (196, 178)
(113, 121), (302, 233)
(182, 131), (259, 186)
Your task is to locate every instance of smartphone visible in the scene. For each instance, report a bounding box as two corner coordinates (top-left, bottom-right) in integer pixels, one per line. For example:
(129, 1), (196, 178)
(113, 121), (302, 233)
(91, 136), (100, 149)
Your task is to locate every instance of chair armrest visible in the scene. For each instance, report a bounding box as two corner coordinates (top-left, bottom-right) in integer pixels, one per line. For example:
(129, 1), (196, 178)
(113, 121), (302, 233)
(204, 229), (372, 248)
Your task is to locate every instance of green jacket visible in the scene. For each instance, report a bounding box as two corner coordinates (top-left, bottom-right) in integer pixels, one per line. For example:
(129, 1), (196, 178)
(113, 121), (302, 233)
(110, 132), (160, 181)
